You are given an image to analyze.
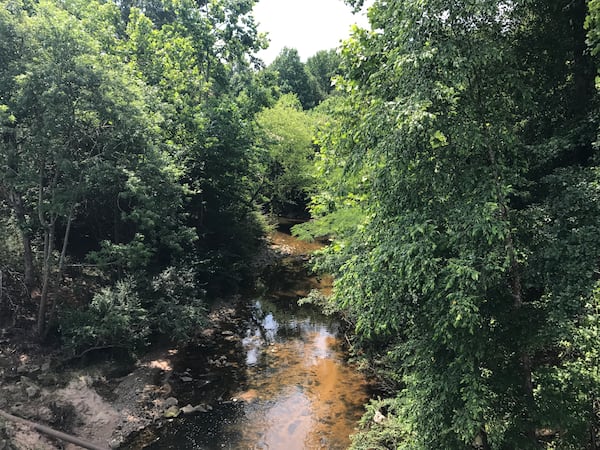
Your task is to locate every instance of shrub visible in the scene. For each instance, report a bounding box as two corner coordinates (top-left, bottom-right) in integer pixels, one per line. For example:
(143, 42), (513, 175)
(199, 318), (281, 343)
(350, 396), (416, 450)
(144, 266), (206, 343)
(59, 277), (150, 354)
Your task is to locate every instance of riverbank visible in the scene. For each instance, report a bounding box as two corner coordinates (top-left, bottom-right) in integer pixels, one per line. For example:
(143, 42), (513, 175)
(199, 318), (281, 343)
(0, 228), (351, 450)
(0, 299), (252, 450)
(0, 231), (279, 449)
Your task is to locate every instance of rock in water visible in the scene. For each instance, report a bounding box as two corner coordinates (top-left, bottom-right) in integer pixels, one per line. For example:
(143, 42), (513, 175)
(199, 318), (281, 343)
(164, 406), (180, 418)
(180, 404), (195, 414)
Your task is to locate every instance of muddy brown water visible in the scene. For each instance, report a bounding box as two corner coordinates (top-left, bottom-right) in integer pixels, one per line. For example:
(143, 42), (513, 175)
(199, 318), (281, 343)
(140, 230), (369, 449)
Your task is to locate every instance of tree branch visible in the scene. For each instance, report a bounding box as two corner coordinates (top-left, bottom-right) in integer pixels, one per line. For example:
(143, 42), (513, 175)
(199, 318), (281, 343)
(0, 409), (109, 450)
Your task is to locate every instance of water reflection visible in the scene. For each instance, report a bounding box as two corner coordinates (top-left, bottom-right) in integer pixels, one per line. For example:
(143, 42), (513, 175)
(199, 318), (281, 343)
(219, 300), (367, 449)
(144, 230), (369, 449)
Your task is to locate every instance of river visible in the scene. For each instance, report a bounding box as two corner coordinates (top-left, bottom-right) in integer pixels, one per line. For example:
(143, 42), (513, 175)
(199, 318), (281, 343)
(137, 228), (370, 449)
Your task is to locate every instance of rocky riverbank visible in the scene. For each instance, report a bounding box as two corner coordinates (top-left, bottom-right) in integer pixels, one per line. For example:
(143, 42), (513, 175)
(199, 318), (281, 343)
(0, 300), (252, 450)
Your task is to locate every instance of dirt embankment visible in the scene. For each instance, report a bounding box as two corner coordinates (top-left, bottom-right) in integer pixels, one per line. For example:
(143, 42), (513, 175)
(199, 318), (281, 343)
(0, 302), (250, 450)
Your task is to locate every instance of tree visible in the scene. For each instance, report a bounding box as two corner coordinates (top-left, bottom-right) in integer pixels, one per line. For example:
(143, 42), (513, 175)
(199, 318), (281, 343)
(305, 49), (341, 102)
(0, 0), (193, 336)
(1, 0), (268, 340)
(269, 47), (317, 109)
(0, 1), (35, 291)
(308, 0), (600, 448)
(255, 93), (316, 215)
(119, 0), (268, 290)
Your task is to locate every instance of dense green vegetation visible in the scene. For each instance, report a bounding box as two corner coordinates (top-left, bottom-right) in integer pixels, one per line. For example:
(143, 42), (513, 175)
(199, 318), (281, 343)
(296, 0), (600, 448)
(0, 0), (322, 347)
(255, 94), (316, 215)
(2, 0), (600, 448)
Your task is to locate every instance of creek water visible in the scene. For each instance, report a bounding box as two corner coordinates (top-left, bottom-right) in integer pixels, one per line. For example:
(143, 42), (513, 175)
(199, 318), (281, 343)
(142, 229), (369, 449)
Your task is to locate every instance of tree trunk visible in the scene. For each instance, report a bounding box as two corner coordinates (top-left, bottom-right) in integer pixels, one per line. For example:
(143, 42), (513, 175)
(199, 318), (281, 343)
(480, 427), (491, 450)
(21, 230), (35, 291)
(0, 409), (109, 450)
(503, 209), (538, 448)
(37, 224), (54, 337)
(486, 143), (538, 447)
(44, 205), (75, 337)
(36, 165), (58, 337)
(8, 188), (35, 291)
(57, 204), (74, 275)
(2, 128), (35, 291)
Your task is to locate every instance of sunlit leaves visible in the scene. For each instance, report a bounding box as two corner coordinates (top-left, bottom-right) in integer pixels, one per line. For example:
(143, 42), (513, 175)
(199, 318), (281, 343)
(309, 0), (600, 448)
(255, 94), (315, 213)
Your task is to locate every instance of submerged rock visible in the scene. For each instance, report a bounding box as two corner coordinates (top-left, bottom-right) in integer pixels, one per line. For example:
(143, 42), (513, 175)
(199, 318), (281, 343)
(180, 404), (196, 414)
(164, 406), (180, 418)
(232, 388), (259, 403)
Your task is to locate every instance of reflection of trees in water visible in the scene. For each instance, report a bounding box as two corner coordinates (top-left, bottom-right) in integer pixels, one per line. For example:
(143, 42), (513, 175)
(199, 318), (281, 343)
(149, 229), (368, 449)
(262, 313), (279, 342)
(244, 298), (342, 369)
(150, 320), (366, 449)
(234, 326), (367, 450)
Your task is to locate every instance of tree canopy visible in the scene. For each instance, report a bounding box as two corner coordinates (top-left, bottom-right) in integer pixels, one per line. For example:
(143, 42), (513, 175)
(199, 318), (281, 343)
(255, 93), (316, 215)
(0, 0), (266, 340)
(298, 0), (600, 448)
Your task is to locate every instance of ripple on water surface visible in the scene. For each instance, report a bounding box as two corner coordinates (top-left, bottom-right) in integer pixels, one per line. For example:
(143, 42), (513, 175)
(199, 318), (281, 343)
(145, 230), (369, 449)
(148, 302), (368, 450)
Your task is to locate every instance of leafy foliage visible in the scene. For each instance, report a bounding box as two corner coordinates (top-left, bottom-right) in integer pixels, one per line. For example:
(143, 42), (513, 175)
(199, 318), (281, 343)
(59, 278), (150, 353)
(351, 396), (416, 450)
(0, 0), (268, 336)
(255, 94), (316, 215)
(58, 266), (208, 354)
(144, 266), (207, 342)
(269, 47), (318, 109)
(305, 49), (342, 102)
(304, 0), (600, 448)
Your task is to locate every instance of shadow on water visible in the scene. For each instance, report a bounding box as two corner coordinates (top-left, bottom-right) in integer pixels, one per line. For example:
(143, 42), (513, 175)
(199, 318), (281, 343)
(137, 228), (369, 449)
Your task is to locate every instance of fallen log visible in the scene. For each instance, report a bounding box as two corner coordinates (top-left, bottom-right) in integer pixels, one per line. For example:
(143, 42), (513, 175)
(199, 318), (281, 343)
(0, 409), (109, 450)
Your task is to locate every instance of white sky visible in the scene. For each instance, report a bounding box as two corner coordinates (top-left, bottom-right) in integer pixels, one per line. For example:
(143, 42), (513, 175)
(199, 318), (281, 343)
(252, 0), (373, 64)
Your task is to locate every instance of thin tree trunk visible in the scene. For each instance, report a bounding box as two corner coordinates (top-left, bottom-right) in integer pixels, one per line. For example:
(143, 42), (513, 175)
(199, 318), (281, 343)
(3, 127), (35, 291)
(36, 164), (57, 338)
(8, 189), (35, 291)
(57, 204), (74, 275)
(45, 204), (75, 336)
(21, 230), (35, 291)
(503, 206), (538, 445)
(487, 144), (538, 447)
(37, 223), (54, 337)
(0, 409), (108, 450)
(480, 427), (491, 450)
